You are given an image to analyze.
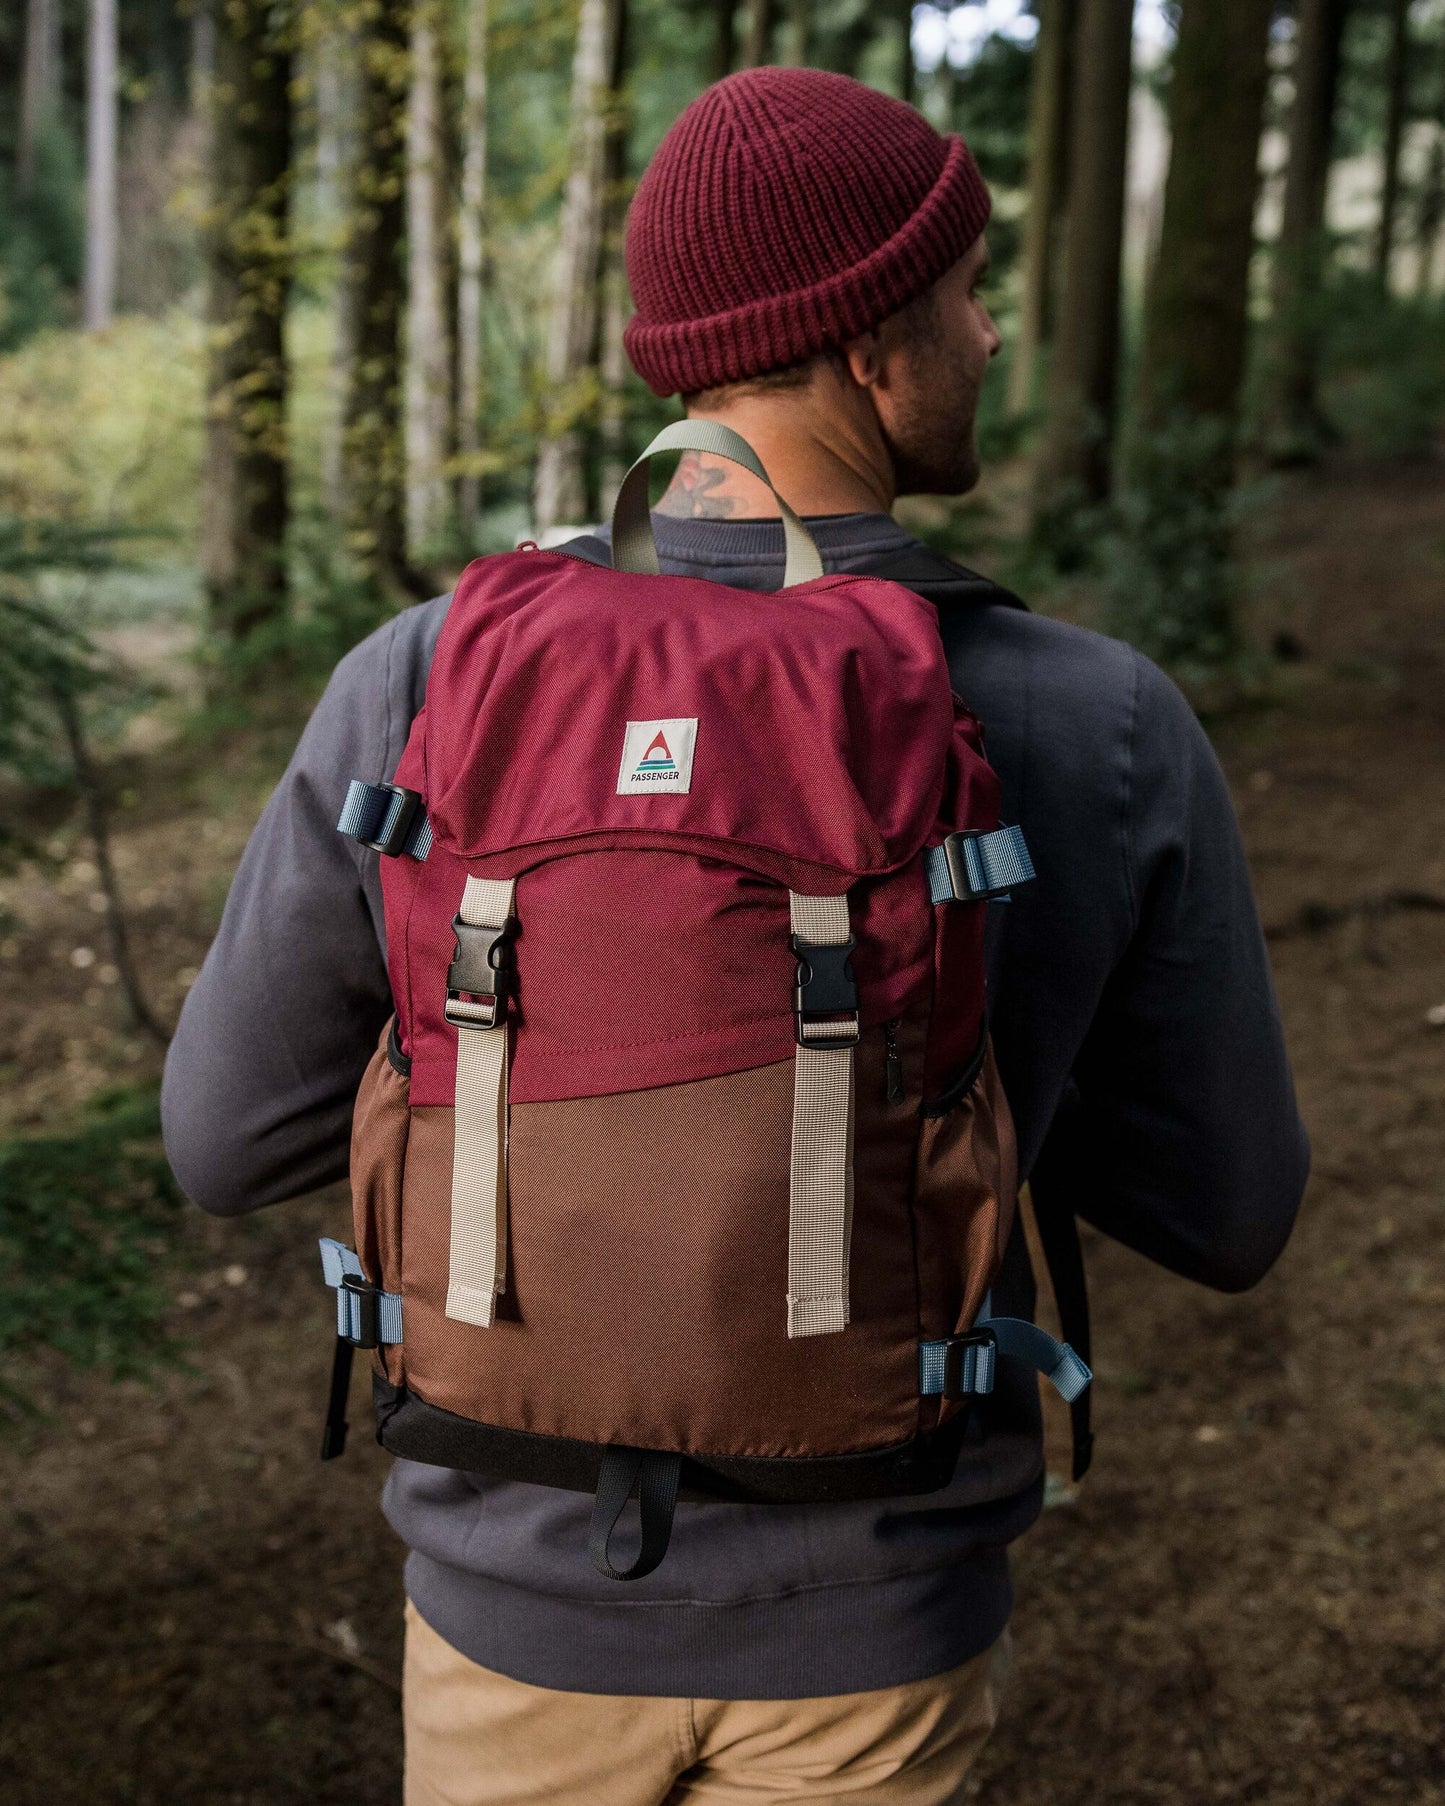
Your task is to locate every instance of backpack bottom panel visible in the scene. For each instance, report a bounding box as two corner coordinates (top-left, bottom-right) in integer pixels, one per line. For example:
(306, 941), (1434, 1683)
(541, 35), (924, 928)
(394, 1043), (925, 1460)
(373, 1373), (973, 1504)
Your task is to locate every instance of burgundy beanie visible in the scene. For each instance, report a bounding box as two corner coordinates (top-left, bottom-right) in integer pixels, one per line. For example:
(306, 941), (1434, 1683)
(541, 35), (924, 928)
(623, 67), (991, 398)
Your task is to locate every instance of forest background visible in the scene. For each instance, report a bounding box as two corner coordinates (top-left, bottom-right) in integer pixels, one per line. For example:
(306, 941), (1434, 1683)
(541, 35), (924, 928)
(2, 2), (1445, 1802)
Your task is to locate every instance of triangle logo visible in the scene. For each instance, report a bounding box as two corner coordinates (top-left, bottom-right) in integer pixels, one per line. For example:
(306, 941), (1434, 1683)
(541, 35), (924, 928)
(640, 730), (674, 769)
(617, 718), (698, 795)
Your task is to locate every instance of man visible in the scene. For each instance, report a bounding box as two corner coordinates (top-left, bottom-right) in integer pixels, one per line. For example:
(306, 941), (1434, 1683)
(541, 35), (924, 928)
(163, 68), (1308, 1805)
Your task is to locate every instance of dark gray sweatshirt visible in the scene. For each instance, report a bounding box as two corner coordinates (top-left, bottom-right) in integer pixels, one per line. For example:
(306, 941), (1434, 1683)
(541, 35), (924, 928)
(161, 513), (1308, 1699)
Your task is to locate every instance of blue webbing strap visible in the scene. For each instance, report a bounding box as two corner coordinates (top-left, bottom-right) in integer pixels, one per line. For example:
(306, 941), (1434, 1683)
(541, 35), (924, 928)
(319, 1237), (404, 1346)
(926, 825), (1035, 904)
(337, 779), (433, 860)
(920, 1315), (1091, 1403)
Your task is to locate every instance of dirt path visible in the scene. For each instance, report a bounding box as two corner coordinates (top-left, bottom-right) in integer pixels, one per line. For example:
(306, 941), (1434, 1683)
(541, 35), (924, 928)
(3, 455), (1443, 1804)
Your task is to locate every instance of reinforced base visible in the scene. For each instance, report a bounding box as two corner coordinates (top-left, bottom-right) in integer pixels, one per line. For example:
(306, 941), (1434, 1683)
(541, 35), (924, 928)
(373, 1375), (970, 1504)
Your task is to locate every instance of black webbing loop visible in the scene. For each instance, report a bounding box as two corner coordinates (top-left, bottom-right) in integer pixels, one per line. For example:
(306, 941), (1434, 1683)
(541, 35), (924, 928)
(588, 1446), (682, 1581)
(320, 1337), (355, 1461)
(1030, 1106), (1095, 1482)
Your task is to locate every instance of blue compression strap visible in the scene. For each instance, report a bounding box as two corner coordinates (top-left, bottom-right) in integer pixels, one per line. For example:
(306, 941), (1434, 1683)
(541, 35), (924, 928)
(319, 1237), (404, 1346)
(919, 1336), (996, 1397)
(920, 1316), (1091, 1403)
(337, 779), (432, 860)
(926, 825), (1035, 904)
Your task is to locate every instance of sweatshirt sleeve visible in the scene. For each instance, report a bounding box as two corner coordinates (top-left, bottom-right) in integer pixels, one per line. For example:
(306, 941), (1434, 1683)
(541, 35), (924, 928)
(1059, 654), (1309, 1292)
(161, 602), (444, 1216)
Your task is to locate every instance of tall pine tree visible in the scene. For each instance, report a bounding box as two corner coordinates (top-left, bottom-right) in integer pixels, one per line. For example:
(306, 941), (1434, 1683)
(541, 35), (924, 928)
(201, 0), (293, 642)
(1032, 0), (1133, 534)
(336, 0), (417, 594)
(1266, 0), (1349, 461)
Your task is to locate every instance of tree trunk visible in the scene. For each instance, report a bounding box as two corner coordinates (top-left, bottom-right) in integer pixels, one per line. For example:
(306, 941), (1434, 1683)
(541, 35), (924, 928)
(190, 0), (216, 108)
(20, 0), (60, 188)
(742, 0), (774, 69)
(337, 0), (414, 594)
(200, 0), (292, 643)
(897, 0), (915, 105)
(596, 0), (632, 513)
(1032, 0), (1133, 529)
(1414, 30), (1445, 293)
(1375, 0), (1410, 287)
(19, 0), (61, 196)
(533, 0), (615, 536)
(319, 16), (357, 517)
(315, 17), (354, 225)
(1135, 0), (1273, 443)
(1267, 0), (1348, 459)
(1419, 130), (1445, 294)
(84, 0), (119, 333)
(457, 0), (490, 539)
(710, 0), (736, 83)
(1008, 0), (1075, 418)
(785, 0), (810, 66)
(1123, 0), (1274, 667)
(404, 0), (454, 557)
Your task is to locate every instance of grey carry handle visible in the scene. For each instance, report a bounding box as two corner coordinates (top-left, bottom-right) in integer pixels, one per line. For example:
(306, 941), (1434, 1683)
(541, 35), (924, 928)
(610, 419), (825, 588)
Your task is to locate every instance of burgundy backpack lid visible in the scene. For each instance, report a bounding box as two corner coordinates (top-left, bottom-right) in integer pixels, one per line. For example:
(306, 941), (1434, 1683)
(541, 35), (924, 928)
(411, 549), (963, 887)
(385, 547), (1001, 1106)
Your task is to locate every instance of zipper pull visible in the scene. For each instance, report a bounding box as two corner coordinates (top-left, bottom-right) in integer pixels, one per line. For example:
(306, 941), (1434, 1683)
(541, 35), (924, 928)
(884, 1017), (904, 1105)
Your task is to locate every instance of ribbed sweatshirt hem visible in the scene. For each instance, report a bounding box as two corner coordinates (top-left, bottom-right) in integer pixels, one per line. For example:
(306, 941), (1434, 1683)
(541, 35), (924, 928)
(403, 1548), (1015, 1700)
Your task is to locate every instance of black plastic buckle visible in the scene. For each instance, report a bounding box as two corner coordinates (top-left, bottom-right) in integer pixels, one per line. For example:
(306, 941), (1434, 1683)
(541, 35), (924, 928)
(444, 914), (517, 1030)
(360, 784), (424, 857)
(792, 934), (860, 1049)
(940, 832), (983, 902)
(942, 1330), (997, 1400)
(941, 831), (1014, 903)
(340, 1273), (380, 1350)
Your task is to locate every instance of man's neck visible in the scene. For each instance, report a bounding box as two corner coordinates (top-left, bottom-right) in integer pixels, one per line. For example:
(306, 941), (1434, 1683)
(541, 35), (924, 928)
(653, 398), (896, 521)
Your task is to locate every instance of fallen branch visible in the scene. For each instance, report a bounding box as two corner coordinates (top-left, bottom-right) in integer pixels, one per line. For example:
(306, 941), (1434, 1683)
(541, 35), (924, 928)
(52, 684), (170, 1045)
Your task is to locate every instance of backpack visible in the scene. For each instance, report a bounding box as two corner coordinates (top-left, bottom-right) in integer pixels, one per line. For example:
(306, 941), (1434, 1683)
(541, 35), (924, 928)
(322, 421), (1089, 1580)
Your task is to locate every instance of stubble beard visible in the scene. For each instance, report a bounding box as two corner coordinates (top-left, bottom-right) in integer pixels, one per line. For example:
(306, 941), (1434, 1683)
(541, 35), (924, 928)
(882, 353), (984, 499)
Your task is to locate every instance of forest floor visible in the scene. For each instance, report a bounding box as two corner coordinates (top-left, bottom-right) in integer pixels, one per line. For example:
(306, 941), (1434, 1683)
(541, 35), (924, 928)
(1, 448), (1443, 1805)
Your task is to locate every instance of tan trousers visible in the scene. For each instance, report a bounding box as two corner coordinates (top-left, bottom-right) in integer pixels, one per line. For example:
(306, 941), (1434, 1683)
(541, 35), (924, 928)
(403, 1601), (1007, 1805)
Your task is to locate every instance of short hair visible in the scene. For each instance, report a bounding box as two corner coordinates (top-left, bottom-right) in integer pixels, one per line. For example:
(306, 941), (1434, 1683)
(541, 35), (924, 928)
(682, 284), (940, 412)
(683, 350), (843, 413)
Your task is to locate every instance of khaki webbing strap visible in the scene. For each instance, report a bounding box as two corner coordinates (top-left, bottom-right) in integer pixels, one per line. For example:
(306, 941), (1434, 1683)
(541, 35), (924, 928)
(787, 891), (856, 1339)
(612, 421), (825, 589)
(446, 876), (516, 1328)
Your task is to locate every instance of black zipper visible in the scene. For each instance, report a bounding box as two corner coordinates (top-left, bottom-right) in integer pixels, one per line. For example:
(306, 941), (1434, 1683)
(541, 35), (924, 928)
(883, 1017), (905, 1105)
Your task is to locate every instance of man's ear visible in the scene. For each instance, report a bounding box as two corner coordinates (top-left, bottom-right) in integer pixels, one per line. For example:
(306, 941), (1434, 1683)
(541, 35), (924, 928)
(842, 331), (884, 392)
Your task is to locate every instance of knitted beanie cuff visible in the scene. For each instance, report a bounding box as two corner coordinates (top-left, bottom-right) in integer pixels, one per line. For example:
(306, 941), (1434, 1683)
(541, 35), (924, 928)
(624, 135), (991, 398)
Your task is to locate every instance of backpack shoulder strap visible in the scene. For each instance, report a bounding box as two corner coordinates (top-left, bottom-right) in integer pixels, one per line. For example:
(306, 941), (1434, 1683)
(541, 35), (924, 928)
(552, 533), (612, 567)
(555, 532), (1028, 614)
(860, 544), (1028, 613)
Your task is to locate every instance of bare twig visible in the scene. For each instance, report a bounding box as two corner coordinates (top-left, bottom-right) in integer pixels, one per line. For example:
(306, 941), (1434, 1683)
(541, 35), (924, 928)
(51, 683), (170, 1045)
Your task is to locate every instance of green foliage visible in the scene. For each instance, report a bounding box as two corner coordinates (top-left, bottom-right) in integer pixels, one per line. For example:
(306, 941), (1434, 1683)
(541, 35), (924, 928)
(951, 35), (1034, 192)
(0, 122), (84, 351)
(0, 309), (205, 537)
(201, 510), (402, 698)
(1098, 415), (1247, 677)
(1320, 273), (1445, 461)
(0, 519), (142, 796)
(0, 1086), (185, 1398)
(1332, 0), (1430, 164)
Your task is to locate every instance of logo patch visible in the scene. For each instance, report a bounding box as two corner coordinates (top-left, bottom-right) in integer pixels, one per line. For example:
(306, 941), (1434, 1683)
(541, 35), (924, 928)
(617, 718), (698, 795)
